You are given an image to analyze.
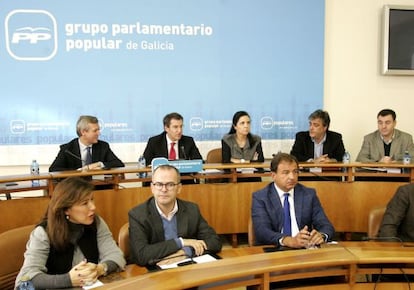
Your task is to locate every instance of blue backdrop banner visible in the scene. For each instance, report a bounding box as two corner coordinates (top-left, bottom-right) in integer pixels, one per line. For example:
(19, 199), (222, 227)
(0, 0), (324, 148)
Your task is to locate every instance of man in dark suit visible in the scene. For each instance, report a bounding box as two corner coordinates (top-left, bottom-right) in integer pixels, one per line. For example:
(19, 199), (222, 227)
(49, 115), (124, 172)
(291, 109), (345, 163)
(376, 183), (414, 282)
(128, 164), (222, 266)
(379, 183), (414, 242)
(251, 153), (334, 248)
(143, 112), (202, 164)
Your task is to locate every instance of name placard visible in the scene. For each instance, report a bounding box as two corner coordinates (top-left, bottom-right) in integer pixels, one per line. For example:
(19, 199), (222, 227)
(151, 158), (203, 173)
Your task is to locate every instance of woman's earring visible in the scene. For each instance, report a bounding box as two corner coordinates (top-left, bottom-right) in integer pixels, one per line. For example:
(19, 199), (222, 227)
(66, 215), (70, 220)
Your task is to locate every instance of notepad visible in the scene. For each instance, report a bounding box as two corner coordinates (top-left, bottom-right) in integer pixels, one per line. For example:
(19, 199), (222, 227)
(360, 167), (401, 174)
(237, 168), (257, 174)
(159, 253), (218, 269)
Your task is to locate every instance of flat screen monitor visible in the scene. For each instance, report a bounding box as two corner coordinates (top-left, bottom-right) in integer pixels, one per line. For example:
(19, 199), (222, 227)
(382, 5), (414, 75)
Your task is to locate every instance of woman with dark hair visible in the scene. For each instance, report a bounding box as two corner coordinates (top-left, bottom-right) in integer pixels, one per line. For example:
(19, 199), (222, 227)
(221, 111), (264, 164)
(15, 177), (125, 289)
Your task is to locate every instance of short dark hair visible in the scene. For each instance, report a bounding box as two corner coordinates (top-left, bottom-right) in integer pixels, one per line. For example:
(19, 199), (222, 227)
(152, 164), (181, 183)
(308, 109), (330, 129)
(163, 112), (184, 127)
(229, 111), (250, 134)
(270, 153), (299, 172)
(377, 109), (396, 121)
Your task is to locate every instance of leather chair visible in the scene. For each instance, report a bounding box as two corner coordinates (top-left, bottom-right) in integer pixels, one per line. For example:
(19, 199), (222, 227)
(368, 206), (386, 238)
(206, 148), (225, 183)
(118, 222), (130, 263)
(206, 148), (222, 163)
(248, 217), (255, 247)
(0, 224), (34, 290)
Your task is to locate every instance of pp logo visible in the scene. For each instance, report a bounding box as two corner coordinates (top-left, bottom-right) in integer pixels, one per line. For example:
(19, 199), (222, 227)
(261, 116), (274, 130)
(190, 117), (203, 131)
(5, 9), (58, 61)
(10, 120), (26, 134)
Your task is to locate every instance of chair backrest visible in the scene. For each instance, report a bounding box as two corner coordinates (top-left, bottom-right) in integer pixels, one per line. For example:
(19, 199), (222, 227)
(118, 222), (130, 262)
(368, 206), (387, 238)
(0, 224), (34, 290)
(206, 148), (222, 163)
(248, 217), (255, 247)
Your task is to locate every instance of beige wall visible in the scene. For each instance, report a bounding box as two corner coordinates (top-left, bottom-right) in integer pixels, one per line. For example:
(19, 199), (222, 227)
(325, 0), (414, 161)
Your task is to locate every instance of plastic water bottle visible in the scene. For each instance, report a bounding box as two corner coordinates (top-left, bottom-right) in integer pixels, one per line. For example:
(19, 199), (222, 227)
(403, 151), (411, 173)
(138, 155), (147, 178)
(403, 150), (411, 165)
(30, 160), (40, 186)
(17, 276), (35, 290)
(342, 151), (350, 173)
(342, 151), (350, 164)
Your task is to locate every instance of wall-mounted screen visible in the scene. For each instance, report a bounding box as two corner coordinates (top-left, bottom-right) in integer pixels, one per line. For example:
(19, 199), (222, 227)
(382, 5), (414, 75)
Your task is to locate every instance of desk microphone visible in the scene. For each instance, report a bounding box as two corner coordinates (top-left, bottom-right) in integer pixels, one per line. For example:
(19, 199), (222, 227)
(148, 254), (189, 265)
(362, 236), (404, 245)
(180, 146), (188, 160)
(64, 149), (83, 162)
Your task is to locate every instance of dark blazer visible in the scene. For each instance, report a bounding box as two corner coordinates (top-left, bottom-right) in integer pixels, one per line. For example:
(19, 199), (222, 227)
(251, 183), (334, 246)
(49, 138), (124, 172)
(290, 130), (345, 162)
(128, 197), (222, 266)
(379, 184), (414, 242)
(221, 133), (264, 163)
(143, 132), (202, 164)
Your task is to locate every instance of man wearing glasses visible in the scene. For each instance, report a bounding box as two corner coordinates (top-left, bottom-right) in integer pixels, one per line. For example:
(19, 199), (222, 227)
(128, 164), (222, 266)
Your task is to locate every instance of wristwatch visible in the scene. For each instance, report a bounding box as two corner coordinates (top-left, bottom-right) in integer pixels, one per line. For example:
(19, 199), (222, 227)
(100, 263), (108, 276)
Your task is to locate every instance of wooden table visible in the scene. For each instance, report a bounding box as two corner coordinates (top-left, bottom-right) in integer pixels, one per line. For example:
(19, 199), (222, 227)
(101, 245), (355, 290)
(2, 162), (414, 197)
(99, 242), (414, 289)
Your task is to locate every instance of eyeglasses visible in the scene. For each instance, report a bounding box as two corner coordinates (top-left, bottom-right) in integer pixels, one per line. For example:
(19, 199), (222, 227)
(152, 182), (180, 190)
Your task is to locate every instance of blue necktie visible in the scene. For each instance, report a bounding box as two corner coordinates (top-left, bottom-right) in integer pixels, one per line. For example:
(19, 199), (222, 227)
(283, 193), (292, 236)
(85, 147), (92, 165)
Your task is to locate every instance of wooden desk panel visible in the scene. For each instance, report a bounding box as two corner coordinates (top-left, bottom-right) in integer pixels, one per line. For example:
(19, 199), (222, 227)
(301, 181), (406, 232)
(0, 197), (49, 233)
(0, 181), (396, 238)
(0, 179), (405, 237)
(92, 181), (403, 240)
(0, 163), (409, 237)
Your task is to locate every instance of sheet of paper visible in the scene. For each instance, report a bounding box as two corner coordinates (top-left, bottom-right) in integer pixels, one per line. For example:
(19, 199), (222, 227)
(201, 169), (224, 174)
(237, 168), (257, 173)
(360, 167), (401, 173)
(159, 254), (218, 270)
(82, 279), (104, 289)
